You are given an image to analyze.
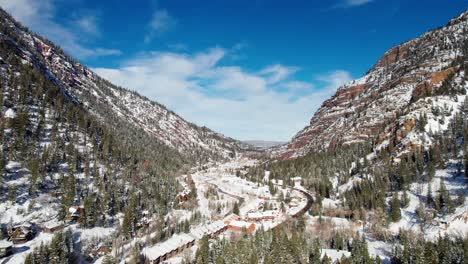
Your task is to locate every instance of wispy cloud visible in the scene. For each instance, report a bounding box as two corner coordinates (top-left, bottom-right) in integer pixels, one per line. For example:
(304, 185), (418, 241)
(334, 0), (374, 9)
(0, 0), (121, 59)
(93, 48), (352, 141)
(145, 9), (177, 43)
(75, 15), (100, 36)
(259, 64), (299, 84)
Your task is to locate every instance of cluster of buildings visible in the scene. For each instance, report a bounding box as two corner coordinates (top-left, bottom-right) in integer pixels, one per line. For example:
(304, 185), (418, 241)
(0, 205), (81, 259)
(143, 210), (283, 263)
(143, 220), (227, 263)
(143, 173), (306, 263)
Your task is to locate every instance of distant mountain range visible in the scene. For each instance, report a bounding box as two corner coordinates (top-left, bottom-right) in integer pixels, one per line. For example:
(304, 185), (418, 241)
(242, 140), (286, 150)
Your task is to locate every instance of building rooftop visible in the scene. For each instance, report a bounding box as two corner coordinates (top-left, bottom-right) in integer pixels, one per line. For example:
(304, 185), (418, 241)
(143, 233), (195, 260)
(247, 210), (279, 219)
(227, 220), (255, 229)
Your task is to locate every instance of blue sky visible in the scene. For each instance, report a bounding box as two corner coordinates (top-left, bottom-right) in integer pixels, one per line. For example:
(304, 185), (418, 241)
(1, 0), (467, 141)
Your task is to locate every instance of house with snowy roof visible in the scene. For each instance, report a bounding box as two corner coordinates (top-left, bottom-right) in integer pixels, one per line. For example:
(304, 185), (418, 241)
(10, 223), (33, 244)
(225, 220), (255, 233)
(143, 233), (196, 264)
(68, 205), (84, 221)
(40, 219), (65, 233)
(190, 220), (227, 239)
(246, 210), (280, 222)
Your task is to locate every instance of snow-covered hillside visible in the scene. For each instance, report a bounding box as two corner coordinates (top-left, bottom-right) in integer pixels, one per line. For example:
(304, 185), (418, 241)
(0, 9), (242, 159)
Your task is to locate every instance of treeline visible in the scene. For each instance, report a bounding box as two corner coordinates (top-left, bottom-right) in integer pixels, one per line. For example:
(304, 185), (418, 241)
(194, 225), (468, 264)
(194, 222), (382, 264)
(391, 230), (468, 264)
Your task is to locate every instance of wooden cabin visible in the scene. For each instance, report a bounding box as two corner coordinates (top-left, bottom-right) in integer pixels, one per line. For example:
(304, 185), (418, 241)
(68, 206), (85, 221)
(10, 224), (33, 244)
(40, 221), (65, 234)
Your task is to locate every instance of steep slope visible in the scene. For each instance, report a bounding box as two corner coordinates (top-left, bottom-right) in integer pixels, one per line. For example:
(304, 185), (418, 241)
(0, 8), (241, 162)
(278, 10), (468, 159)
(0, 29), (186, 262)
(0, 8), (227, 262)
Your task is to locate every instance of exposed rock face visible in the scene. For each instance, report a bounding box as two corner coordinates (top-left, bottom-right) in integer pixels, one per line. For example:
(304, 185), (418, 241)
(278, 11), (468, 159)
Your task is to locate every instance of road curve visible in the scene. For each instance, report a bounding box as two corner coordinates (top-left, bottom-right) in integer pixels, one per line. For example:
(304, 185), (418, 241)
(290, 187), (314, 218)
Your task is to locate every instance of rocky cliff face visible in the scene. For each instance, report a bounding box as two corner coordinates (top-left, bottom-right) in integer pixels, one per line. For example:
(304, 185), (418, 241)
(278, 11), (468, 159)
(0, 9), (242, 159)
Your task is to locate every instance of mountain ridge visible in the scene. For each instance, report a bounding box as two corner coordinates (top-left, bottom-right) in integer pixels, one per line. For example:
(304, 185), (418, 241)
(276, 9), (468, 159)
(0, 8), (243, 162)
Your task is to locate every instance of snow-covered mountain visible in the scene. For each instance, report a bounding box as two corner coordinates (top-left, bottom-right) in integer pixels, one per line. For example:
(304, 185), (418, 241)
(0, 9), (242, 160)
(242, 140), (286, 150)
(277, 10), (468, 159)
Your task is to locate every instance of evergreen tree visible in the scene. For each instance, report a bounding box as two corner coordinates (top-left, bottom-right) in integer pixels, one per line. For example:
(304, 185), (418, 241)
(427, 184), (434, 206)
(426, 163), (435, 182)
(309, 239), (321, 264)
(464, 150), (468, 179)
(233, 201), (240, 215)
(390, 193), (402, 222)
(322, 254), (332, 264)
(437, 179), (452, 214)
(401, 190), (410, 208)
(195, 235), (210, 264)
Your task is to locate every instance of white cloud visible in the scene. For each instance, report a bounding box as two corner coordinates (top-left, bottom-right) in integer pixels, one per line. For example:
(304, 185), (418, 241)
(259, 64), (299, 84)
(75, 15), (99, 36)
(145, 9), (177, 43)
(93, 48), (352, 141)
(0, 0), (121, 59)
(334, 0), (374, 8)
